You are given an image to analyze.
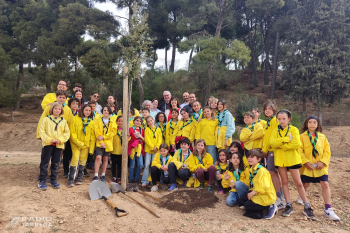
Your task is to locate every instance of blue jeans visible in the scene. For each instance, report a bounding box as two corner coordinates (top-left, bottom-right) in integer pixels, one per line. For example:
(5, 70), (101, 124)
(141, 152), (155, 184)
(207, 145), (218, 163)
(128, 153), (143, 181)
(226, 181), (250, 207)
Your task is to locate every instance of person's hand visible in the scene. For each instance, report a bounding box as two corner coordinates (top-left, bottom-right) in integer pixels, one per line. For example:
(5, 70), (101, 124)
(172, 144), (176, 150)
(203, 168), (208, 172)
(224, 140), (229, 149)
(198, 118), (203, 123)
(248, 191), (257, 200)
(224, 172), (230, 180)
(50, 139), (56, 144)
(216, 173), (222, 180)
(315, 162), (325, 170)
(230, 182), (235, 189)
(135, 132), (140, 138)
(262, 152), (268, 158)
(160, 165), (164, 170)
(98, 136), (104, 141)
(47, 103), (53, 106)
(305, 162), (314, 170)
(127, 133), (130, 138)
(55, 140), (61, 144)
(100, 143), (106, 148)
(153, 147), (158, 153)
(215, 161), (218, 166)
(163, 165), (168, 171)
(289, 133), (293, 142)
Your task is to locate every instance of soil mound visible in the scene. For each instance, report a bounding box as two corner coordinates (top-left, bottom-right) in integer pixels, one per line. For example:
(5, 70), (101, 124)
(158, 189), (219, 213)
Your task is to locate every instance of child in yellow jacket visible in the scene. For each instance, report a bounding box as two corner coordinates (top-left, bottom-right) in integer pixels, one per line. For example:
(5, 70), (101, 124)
(92, 106), (117, 183)
(191, 101), (203, 124)
(222, 152), (250, 206)
(298, 115), (339, 221)
(110, 116), (123, 184)
(142, 116), (163, 186)
(155, 112), (167, 144)
(237, 149), (277, 219)
(168, 138), (194, 190)
(166, 109), (179, 154)
(196, 106), (219, 162)
(251, 107), (267, 129)
(171, 108), (196, 151)
(190, 139), (216, 192)
(68, 104), (96, 187)
(150, 144), (174, 191)
(38, 102), (70, 190)
(141, 108), (150, 130)
(270, 110), (316, 219)
(215, 149), (230, 194)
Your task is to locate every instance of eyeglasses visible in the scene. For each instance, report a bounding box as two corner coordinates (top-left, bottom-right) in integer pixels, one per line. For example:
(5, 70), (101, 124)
(58, 83), (66, 87)
(93, 95), (99, 98)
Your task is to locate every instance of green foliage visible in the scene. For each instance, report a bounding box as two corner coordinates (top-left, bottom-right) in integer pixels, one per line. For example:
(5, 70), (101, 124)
(225, 40), (251, 67)
(0, 67), (26, 110)
(234, 95), (258, 125)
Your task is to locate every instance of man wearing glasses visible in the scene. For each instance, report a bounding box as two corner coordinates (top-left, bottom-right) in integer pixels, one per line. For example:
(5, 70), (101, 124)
(85, 92), (102, 115)
(159, 90), (171, 113)
(41, 80), (69, 110)
(180, 92), (189, 109)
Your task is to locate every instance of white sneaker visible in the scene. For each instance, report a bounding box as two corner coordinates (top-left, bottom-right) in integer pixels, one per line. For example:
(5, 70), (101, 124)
(150, 185), (158, 192)
(296, 196), (304, 205)
(324, 208), (340, 221)
(276, 197), (286, 210)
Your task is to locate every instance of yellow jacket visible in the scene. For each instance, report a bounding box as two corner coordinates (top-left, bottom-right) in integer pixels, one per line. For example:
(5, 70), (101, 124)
(262, 116), (279, 153)
(69, 115), (96, 154)
(157, 122), (166, 144)
(144, 126), (162, 154)
(221, 168), (250, 192)
(110, 113), (118, 123)
(41, 93), (69, 110)
(249, 164), (277, 206)
(269, 125), (302, 167)
(117, 109), (140, 117)
(171, 149), (194, 170)
(171, 119), (196, 144)
(256, 119), (267, 129)
(191, 111), (203, 126)
(36, 104), (73, 139)
(92, 111), (101, 121)
(112, 127), (123, 155)
(195, 118), (218, 146)
(38, 115), (70, 149)
(299, 132), (331, 177)
(215, 162), (229, 179)
(151, 152), (174, 169)
(240, 123), (264, 150)
(166, 119), (178, 146)
(95, 117), (118, 152)
(141, 118), (147, 130)
(190, 153), (213, 172)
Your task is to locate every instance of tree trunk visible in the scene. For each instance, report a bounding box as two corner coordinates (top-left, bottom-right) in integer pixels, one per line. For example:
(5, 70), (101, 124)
(302, 94), (306, 114)
(270, 32), (280, 99)
(152, 49), (156, 70)
(249, 28), (258, 88)
(15, 62), (24, 110)
(205, 61), (215, 106)
(165, 48), (168, 73)
(215, 0), (226, 37)
(136, 76), (144, 107)
(317, 100), (323, 124)
(169, 41), (177, 73)
(264, 16), (271, 85)
(75, 56), (78, 71)
(221, 53), (226, 66)
(188, 48), (193, 71)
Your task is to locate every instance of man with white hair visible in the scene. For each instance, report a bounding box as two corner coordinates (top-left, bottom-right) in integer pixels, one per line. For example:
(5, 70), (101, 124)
(159, 90), (171, 112)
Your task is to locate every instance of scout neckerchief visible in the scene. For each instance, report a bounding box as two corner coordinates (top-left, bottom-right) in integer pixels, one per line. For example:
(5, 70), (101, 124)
(54, 101), (66, 108)
(180, 118), (193, 130)
(278, 124), (290, 137)
(102, 117), (110, 135)
(178, 149), (191, 163)
(246, 122), (255, 132)
(307, 130), (319, 158)
(169, 119), (178, 133)
(142, 119), (146, 129)
(249, 164), (263, 188)
(129, 116), (134, 122)
(265, 115), (275, 130)
(160, 155), (169, 165)
(192, 110), (202, 122)
(132, 126), (142, 143)
(92, 111), (97, 120)
(148, 125), (158, 139)
(72, 110), (78, 116)
(258, 118), (261, 123)
(82, 117), (91, 135)
(112, 112), (116, 116)
(216, 109), (228, 127)
(233, 169), (241, 181)
(157, 122), (166, 140)
(196, 154), (205, 165)
(47, 116), (64, 131)
(217, 163), (227, 173)
(117, 128), (123, 145)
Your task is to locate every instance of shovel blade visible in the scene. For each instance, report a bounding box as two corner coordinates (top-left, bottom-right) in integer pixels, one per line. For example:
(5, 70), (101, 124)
(110, 182), (125, 193)
(89, 181), (112, 201)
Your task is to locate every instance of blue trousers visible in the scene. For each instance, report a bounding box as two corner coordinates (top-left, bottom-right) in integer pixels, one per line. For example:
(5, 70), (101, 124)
(141, 152), (155, 184)
(207, 145), (218, 163)
(226, 181), (249, 207)
(128, 153), (143, 181)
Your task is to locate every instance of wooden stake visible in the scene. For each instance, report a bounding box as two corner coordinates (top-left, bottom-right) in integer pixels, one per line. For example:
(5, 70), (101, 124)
(121, 67), (129, 191)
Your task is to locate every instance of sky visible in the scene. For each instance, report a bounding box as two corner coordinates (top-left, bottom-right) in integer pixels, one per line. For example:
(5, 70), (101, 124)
(93, 2), (192, 71)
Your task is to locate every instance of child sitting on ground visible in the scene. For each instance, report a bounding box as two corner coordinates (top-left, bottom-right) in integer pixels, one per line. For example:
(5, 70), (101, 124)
(150, 144), (173, 191)
(215, 149), (230, 194)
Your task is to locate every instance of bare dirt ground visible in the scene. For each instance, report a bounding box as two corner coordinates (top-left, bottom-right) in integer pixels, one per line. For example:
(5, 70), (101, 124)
(0, 100), (350, 233)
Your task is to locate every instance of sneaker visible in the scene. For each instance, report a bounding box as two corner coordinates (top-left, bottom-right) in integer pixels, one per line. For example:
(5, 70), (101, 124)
(296, 196), (304, 205)
(75, 178), (82, 185)
(168, 184), (178, 191)
(276, 197), (286, 210)
(198, 183), (204, 189)
(182, 182), (187, 188)
(129, 179), (135, 183)
(100, 176), (107, 182)
(109, 177), (117, 183)
(84, 169), (90, 177)
(150, 185), (158, 192)
(282, 205), (294, 217)
(107, 164), (111, 170)
(218, 190), (224, 194)
(207, 186), (214, 193)
(63, 171), (68, 178)
(92, 176), (99, 181)
(303, 206), (317, 220)
(50, 180), (60, 189)
(239, 206), (246, 210)
(38, 181), (47, 191)
(117, 178), (121, 184)
(141, 183), (147, 187)
(67, 180), (74, 188)
(264, 204), (278, 220)
(324, 208), (340, 221)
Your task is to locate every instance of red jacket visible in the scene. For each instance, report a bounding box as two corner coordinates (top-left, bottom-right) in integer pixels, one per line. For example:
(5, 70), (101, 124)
(128, 127), (144, 155)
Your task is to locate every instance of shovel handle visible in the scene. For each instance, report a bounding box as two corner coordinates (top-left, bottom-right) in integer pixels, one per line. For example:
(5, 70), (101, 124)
(137, 190), (162, 202)
(124, 193), (160, 218)
(105, 199), (116, 208)
(105, 199), (128, 217)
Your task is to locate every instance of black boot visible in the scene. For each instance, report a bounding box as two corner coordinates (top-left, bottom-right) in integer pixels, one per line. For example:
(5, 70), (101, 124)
(76, 165), (84, 185)
(67, 166), (76, 188)
(83, 168), (90, 177)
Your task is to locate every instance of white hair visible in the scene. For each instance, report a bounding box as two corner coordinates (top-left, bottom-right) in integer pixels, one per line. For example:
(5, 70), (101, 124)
(141, 100), (152, 109)
(163, 90), (171, 96)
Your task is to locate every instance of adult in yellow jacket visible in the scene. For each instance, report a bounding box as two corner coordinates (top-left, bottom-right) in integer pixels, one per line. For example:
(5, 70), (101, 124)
(38, 103), (70, 190)
(298, 115), (339, 221)
(195, 107), (219, 162)
(165, 109), (179, 153)
(171, 108), (196, 150)
(141, 116), (163, 186)
(110, 116), (124, 184)
(150, 144), (174, 191)
(41, 80), (69, 110)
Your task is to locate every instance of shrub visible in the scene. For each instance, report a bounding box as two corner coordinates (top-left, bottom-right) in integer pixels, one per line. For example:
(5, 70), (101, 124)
(234, 95), (258, 125)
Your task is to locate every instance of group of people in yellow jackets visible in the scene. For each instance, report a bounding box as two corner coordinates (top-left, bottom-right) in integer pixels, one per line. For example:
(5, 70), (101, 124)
(36, 84), (339, 221)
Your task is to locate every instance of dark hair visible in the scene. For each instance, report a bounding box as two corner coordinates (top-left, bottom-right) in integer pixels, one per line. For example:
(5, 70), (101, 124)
(133, 116), (142, 123)
(227, 152), (245, 172)
(159, 143), (169, 151)
(56, 90), (68, 98)
(102, 105), (112, 115)
(247, 149), (263, 160)
(244, 111), (255, 119)
(74, 90), (84, 105)
(180, 107), (190, 119)
(263, 102), (278, 117)
(218, 149), (229, 163)
(229, 142), (244, 157)
(179, 137), (191, 146)
(141, 108), (150, 113)
(251, 107), (260, 113)
(91, 91), (98, 95)
(68, 97), (79, 107)
(79, 104), (93, 118)
(171, 108), (179, 115)
(107, 103), (118, 115)
(217, 99), (227, 107)
(169, 96), (180, 110)
(189, 92), (195, 96)
(155, 112), (167, 123)
(300, 115), (323, 134)
(73, 83), (83, 88)
(88, 100), (96, 105)
(108, 95), (118, 112)
(277, 109), (292, 119)
(116, 115), (123, 122)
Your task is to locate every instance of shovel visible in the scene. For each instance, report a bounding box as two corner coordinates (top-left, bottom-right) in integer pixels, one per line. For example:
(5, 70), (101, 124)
(126, 183), (162, 203)
(89, 181), (127, 217)
(110, 182), (160, 218)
